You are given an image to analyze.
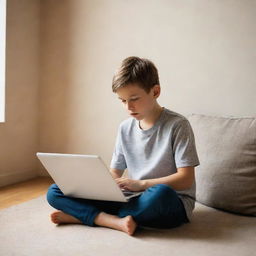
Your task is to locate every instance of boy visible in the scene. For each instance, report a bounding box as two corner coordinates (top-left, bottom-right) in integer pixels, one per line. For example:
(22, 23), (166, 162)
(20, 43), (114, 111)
(47, 56), (200, 236)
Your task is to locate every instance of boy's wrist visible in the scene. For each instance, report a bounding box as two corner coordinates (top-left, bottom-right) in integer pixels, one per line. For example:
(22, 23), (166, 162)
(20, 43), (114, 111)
(140, 179), (163, 190)
(140, 180), (150, 191)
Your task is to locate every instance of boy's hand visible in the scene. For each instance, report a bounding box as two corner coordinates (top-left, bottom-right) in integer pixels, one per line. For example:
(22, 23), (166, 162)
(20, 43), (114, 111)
(115, 177), (145, 192)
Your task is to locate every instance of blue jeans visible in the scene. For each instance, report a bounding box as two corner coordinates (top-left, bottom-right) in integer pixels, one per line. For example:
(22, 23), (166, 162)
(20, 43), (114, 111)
(47, 183), (189, 228)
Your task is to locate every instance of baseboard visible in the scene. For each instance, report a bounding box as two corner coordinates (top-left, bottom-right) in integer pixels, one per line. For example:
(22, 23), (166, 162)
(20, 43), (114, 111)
(0, 170), (39, 188)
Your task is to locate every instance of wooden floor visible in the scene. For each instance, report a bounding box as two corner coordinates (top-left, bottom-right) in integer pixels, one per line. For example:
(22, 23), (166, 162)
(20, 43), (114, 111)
(0, 176), (54, 210)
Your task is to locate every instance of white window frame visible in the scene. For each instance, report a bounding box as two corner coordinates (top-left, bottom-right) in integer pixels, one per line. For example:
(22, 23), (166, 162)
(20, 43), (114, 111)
(0, 0), (6, 123)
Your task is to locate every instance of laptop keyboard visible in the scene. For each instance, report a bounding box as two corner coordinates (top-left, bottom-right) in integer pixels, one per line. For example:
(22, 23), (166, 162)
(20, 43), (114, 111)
(121, 189), (143, 199)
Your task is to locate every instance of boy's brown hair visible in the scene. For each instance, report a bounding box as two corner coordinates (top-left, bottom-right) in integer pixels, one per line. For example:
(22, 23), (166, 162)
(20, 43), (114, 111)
(112, 56), (160, 93)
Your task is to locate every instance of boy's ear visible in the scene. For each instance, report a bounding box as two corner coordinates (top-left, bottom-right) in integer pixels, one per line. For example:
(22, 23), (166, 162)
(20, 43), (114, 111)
(153, 85), (161, 98)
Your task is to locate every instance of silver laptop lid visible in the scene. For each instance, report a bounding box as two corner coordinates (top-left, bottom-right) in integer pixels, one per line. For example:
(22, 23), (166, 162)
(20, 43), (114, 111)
(36, 152), (129, 202)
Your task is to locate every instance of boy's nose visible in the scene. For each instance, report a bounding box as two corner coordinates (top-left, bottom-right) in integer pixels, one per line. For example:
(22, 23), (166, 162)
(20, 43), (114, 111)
(127, 101), (134, 111)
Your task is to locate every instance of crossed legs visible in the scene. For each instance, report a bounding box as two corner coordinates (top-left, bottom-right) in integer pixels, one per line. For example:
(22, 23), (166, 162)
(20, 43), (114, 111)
(47, 184), (188, 235)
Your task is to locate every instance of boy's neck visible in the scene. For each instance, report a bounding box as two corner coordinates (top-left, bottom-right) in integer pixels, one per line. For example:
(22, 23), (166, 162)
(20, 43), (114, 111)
(139, 104), (163, 130)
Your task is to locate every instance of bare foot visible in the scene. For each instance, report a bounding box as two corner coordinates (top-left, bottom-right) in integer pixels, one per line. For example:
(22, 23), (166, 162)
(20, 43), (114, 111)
(117, 215), (137, 236)
(95, 212), (137, 236)
(50, 211), (83, 225)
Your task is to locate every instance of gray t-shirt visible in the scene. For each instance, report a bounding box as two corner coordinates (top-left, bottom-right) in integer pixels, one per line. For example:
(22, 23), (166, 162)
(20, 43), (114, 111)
(110, 107), (200, 220)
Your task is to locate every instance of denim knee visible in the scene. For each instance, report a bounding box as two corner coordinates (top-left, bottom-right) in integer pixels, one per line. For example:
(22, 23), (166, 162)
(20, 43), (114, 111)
(152, 183), (172, 191)
(46, 184), (63, 207)
(147, 184), (179, 210)
(150, 184), (176, 199)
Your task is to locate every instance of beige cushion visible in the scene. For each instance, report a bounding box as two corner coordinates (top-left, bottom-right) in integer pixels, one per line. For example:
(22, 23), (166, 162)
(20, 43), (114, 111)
(188, 114), (256, 216)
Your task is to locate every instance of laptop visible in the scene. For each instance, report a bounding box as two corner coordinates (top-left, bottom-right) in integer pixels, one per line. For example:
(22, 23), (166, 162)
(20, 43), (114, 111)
(36, 152), (143, 202)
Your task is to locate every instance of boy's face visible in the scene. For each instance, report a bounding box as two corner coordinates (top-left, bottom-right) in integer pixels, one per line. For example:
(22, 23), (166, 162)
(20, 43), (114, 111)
(116, 83), (160, 121)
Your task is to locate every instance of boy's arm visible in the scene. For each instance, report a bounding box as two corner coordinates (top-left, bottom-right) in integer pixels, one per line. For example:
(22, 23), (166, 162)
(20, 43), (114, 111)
(116, 166), (195, 191)
(142, 166), (195, 191)
(110, 168), (124, 179)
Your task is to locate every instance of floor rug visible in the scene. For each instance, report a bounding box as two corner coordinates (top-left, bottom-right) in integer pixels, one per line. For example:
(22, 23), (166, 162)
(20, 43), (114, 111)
(0, 195), (255, 256)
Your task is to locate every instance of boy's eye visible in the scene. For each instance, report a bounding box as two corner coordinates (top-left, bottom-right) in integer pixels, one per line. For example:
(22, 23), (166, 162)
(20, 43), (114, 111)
(120, 97), (140, 103)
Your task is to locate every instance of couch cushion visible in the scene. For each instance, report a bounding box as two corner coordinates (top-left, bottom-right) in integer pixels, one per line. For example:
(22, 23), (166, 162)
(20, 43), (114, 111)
(188, 114), (256, 216)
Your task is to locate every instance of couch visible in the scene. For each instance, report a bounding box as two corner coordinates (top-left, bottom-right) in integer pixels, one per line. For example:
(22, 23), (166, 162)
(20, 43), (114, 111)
(182, 114), (256, 256)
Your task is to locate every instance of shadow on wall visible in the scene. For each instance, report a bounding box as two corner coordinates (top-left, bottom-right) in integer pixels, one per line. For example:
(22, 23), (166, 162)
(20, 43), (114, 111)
(38, 2), (76, 174)
(39, 2), (77, 156)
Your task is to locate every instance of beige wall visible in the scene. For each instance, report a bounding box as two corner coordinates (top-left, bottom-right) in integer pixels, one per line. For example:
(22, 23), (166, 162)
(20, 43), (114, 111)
(0, 0), (40, 186)
(1, 0), (256, 182)
(39, 0), (256, 175)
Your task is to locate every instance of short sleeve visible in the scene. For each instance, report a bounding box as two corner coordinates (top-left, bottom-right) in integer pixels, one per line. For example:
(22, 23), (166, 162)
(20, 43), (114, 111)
(110, 125), (127, 170)
(172, 119), (200, 168)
